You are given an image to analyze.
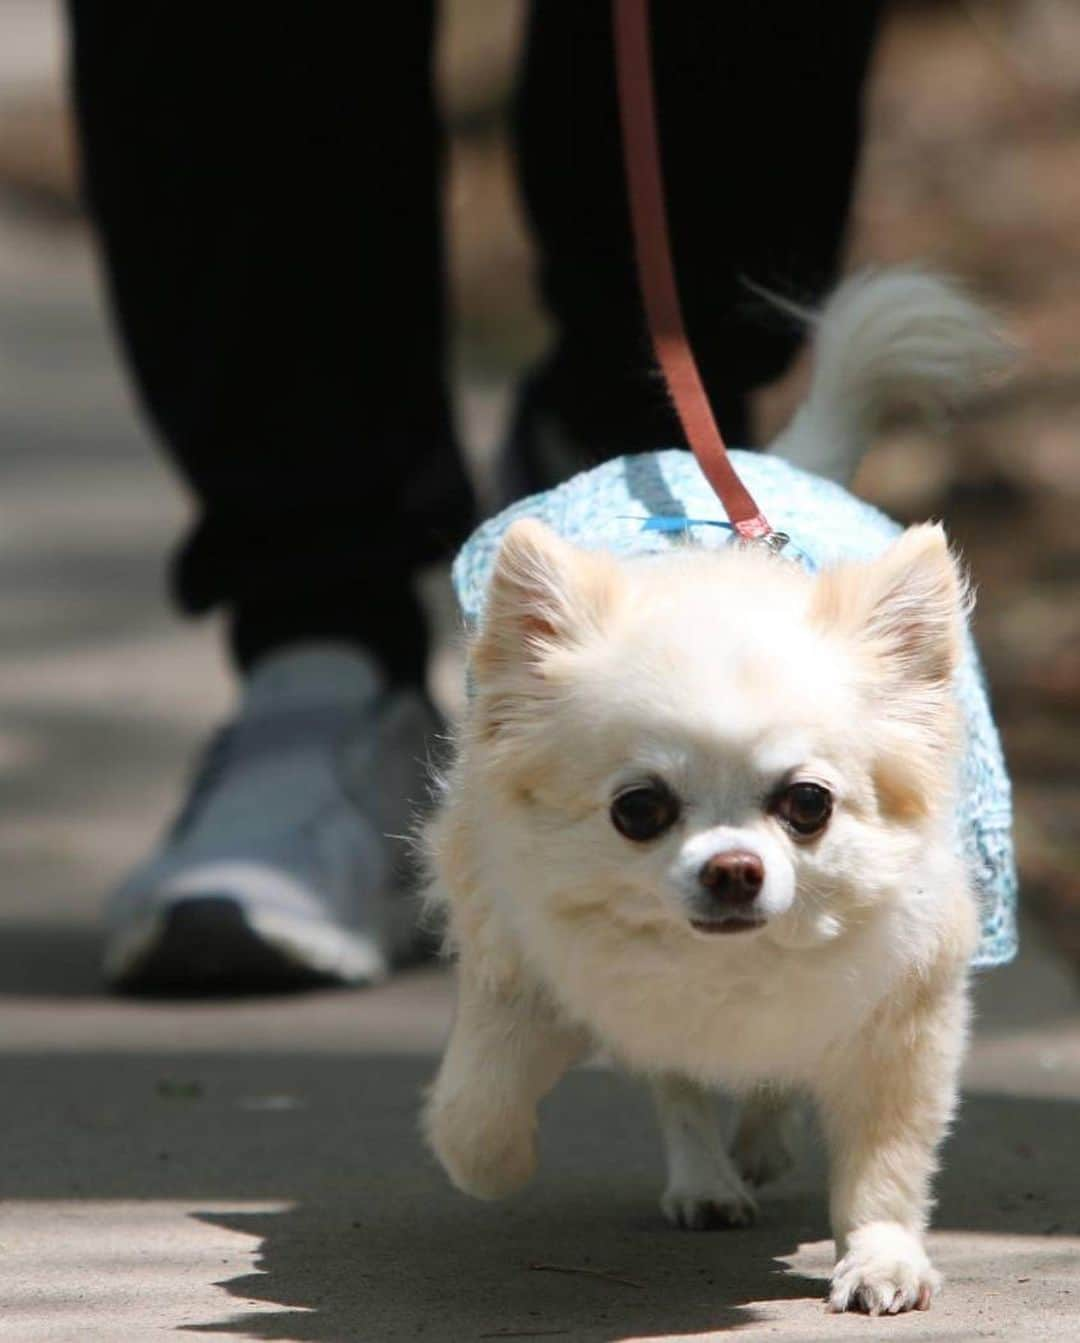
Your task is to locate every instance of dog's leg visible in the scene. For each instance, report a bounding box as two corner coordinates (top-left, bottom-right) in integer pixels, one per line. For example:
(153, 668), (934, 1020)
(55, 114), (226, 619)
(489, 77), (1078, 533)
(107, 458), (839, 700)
(652, 1074), (757, 1229)
(425, 961), (587, 1200)
(730, 1084), (802, 1188)
(814, 974), (969, 1315)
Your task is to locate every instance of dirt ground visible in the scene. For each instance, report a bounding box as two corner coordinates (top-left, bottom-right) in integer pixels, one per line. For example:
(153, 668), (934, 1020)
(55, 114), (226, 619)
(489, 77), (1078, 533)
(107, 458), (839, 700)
(850, 0), (1080, 969)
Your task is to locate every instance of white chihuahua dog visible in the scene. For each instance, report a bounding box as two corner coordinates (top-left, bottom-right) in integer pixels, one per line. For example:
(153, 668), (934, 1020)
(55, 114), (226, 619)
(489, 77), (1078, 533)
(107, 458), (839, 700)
(423, 271), (1005, 1316)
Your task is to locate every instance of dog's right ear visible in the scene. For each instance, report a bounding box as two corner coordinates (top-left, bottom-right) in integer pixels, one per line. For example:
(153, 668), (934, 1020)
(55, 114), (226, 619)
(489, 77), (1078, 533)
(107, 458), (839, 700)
(472, 519), (622, 687)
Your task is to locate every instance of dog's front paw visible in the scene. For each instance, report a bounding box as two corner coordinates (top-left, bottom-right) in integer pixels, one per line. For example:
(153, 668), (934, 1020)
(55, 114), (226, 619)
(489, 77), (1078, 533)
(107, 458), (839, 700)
(828, 1223), (940, 1315)
(661, 1181), (758, 1230)
(425, 1093), (537, 1201)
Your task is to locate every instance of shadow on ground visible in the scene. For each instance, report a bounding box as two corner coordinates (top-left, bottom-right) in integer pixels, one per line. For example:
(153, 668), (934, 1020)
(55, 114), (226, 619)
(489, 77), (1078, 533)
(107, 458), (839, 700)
(0, 921), (103, 995)
(3, 1049), (1077, 1342)
(188, 1198), (820, 1341)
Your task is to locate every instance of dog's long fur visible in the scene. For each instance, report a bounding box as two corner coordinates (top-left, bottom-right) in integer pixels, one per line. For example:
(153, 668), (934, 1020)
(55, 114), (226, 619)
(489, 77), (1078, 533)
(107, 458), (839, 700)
(423, 270), (1002, 1316)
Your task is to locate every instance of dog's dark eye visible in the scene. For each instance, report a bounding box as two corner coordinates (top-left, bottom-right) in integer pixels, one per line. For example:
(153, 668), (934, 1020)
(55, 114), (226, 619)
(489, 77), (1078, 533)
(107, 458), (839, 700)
(772, 782), (832, 838)
(610, 780), (681, 842)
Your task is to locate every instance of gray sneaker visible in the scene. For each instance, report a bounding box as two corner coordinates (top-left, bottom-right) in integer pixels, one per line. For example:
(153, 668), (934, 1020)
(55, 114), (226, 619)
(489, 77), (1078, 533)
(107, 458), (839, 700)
(103, 644), (438, 993)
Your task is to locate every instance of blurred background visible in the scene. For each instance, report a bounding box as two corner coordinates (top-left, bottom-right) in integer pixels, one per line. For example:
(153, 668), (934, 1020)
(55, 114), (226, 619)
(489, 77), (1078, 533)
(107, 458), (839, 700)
(0, 0), (1076, 986)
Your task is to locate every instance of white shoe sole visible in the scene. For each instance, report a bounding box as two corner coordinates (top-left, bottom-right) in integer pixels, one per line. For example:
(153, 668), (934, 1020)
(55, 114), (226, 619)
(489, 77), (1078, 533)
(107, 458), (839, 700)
(105, 888), (389, 992)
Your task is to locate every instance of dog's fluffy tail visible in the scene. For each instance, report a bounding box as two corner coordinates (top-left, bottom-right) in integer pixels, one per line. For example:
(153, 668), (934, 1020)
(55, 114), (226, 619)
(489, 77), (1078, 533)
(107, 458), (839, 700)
(772, 268), (1009, 484)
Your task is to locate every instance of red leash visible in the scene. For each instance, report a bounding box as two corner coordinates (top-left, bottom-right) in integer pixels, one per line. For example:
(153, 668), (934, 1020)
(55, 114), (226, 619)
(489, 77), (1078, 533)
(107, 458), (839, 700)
(613, 0), (774, 542)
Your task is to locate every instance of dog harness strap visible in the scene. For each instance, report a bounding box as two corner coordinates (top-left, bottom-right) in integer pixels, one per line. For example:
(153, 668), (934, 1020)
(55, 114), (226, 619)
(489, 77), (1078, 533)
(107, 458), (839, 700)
(613, 0), (773, 541)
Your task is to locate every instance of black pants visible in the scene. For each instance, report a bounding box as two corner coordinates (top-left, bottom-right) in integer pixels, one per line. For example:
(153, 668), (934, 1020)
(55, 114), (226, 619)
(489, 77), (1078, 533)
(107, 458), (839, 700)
(68, 2), (882, 685)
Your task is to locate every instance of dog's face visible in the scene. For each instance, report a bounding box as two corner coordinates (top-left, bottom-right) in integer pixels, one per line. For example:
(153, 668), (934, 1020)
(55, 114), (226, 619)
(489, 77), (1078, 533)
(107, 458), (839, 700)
(469, 520), (967, 952)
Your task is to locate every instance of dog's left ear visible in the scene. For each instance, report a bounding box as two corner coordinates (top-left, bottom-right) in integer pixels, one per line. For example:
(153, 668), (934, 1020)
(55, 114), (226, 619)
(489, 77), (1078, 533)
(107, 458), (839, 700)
(813, 523), (969, 689)
(813, 524), (970, 817)
(472, 519), (622, 685)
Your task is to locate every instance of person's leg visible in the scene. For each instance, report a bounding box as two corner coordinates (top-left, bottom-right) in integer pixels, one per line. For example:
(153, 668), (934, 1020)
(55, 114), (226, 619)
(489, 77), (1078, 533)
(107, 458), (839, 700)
(508, 1), (884, 488)
(68, 0), (474, 687)
(67, 2), (474, 989)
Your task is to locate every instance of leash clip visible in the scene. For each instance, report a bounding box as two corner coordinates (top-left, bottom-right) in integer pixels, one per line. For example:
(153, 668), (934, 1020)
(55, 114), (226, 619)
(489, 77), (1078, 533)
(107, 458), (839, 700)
(758, 530), (790, 555)
(734, 529), (790, 557)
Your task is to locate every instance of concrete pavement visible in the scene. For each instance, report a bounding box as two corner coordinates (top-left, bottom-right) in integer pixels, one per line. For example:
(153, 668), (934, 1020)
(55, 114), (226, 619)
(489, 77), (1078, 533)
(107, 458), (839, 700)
(1, 925), (1079, 1342)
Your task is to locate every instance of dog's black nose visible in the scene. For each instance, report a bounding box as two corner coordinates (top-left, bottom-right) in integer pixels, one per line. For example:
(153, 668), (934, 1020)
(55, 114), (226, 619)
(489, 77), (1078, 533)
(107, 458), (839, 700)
(698, 851), (764, 905)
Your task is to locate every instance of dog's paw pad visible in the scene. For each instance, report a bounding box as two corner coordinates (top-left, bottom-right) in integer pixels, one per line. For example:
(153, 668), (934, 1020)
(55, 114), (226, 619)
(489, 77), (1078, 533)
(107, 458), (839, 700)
(661, 1186), (758, 1230)
(828, 1223), (940, 1316)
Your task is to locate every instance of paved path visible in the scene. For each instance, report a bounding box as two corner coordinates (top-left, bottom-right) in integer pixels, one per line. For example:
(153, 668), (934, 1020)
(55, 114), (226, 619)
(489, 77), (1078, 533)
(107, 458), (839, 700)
(1, 50), (1079, 1340)
(1, 918), (1079, 1342)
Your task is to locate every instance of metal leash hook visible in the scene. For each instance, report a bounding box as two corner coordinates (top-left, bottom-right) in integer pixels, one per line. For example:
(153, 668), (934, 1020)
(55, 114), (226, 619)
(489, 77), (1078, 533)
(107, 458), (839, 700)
(613, 0), (782, 550)
(746, 530), (790, 556)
